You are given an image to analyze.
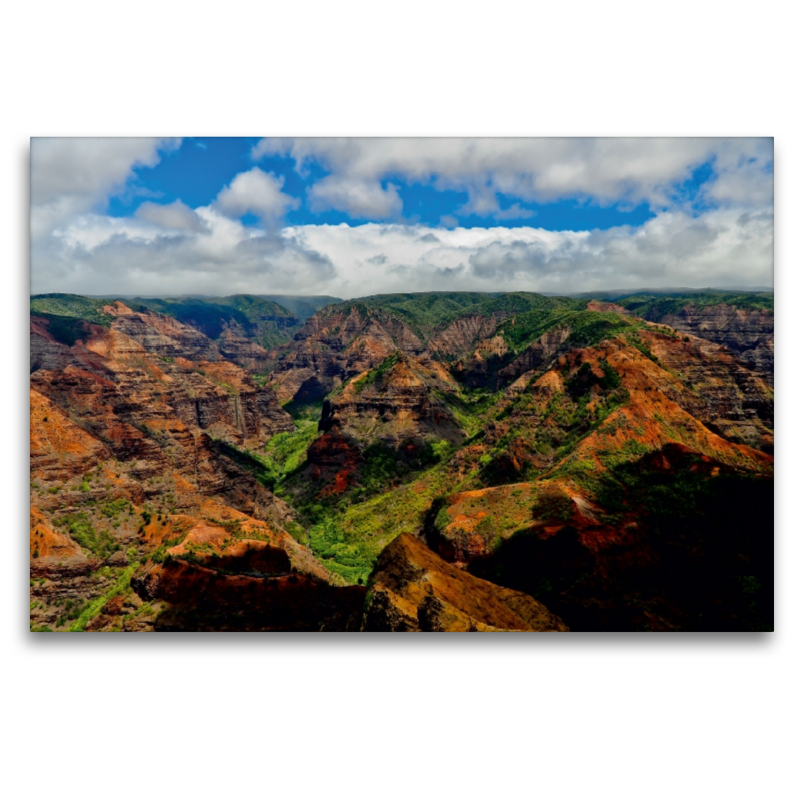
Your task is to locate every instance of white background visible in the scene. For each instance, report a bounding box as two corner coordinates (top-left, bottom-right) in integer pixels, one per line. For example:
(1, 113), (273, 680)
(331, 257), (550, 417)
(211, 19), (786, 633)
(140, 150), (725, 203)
(3, 2), (797, 798)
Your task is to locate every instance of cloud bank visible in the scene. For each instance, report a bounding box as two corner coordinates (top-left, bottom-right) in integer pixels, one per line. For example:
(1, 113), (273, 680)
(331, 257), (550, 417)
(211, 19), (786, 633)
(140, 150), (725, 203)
(253, 137), (773, 220)
(32, 212), (772, 298)
(30, 137), (773, 299)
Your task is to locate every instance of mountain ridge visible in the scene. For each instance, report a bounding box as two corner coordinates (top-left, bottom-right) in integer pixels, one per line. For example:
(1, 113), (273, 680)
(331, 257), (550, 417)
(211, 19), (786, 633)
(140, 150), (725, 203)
(30, 288), (774, 631)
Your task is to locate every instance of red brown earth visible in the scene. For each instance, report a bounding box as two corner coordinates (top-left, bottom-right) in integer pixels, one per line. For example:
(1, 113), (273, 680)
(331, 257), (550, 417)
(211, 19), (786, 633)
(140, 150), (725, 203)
(364, 533), (568, 631)
(30, 292), (774, 632)
(636, 303), (774, 384)
(29, 304), (351, 631)
(269, 304), (425, 404)
(321, 353), (464, 447)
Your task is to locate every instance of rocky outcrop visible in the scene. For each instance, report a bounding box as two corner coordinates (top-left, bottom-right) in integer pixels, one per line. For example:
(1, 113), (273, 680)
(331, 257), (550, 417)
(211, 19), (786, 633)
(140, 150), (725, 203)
(30, 506), (93, 575)
(302, 430), (363, 495)
(427, 314), (502, 358)
(216, 329), (273, 372)
(131, 510), (364, 630)
(103, 301), (220, 362)
(269, 305), (425, 403)
(425, 483), (542, 565)
(586, 300), (628, 314)
(30, 323), (294, 457)
(643, 330), (773, 452)
(464, 444), (773, 631)
(497, 326), (572, 386)
(30, 388), (111, 482)
(134, 559), (366, 631)
(453, 325), (572, 390)
(363, 533), (568, 631)
(638, 303), (774, 383)
(323, 353), (465, 448)
(451, 335), (511, 389)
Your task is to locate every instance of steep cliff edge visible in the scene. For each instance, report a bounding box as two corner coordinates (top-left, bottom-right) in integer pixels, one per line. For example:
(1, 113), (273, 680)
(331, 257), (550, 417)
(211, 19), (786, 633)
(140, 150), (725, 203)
(269, 304), (425, 404)
(29, 305), (330, 632)
(618, 298), (774, 383)
(363, 533), (568, 631)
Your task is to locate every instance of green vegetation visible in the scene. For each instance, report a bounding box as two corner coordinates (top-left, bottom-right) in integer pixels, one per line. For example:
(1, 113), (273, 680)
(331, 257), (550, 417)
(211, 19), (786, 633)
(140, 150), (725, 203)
(30, 294), (113, 325)
(68, 563), (140, 632)
(125, 294), (301, 348)
(316, 291), (583, 344)
(281, 399), (324, 420)
(260, 421), (320, 487)
(305, 460), (461, 584)
(494, 298), (585, 350)
(351, 351), (402, 393)
(100, 498), (132, 519)
(52, 512), (119, 559)
(617, 291), (774, 316)
(329, 292), (494, 338)
(436, 387), (500, 438)
(258, 294), (341, 322)
(30, 295), (116, 346)
(532, 487), (573, 522)
(349, 439), (451, 502)
(624, 331), (659, 363)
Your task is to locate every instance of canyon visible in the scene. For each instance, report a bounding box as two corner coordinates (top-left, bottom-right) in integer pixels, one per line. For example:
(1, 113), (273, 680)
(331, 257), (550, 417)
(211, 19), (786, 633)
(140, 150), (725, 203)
(30, 289), (774, 632)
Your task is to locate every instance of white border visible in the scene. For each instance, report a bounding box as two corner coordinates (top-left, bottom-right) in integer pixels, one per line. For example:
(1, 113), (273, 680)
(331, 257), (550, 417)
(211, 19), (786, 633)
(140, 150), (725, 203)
(4, 3), (797, 798)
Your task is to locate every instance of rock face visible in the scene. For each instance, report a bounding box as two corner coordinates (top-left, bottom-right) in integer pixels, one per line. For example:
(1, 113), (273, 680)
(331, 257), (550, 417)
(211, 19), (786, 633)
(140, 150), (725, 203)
(30, 319), (293, 457)
(30, 388), (111, 482)
(102, 301), (221, 361)
(29, 304), (334, 632)
(135, 559), (366, 631)
(269, 304), (426, 403)
(303, 430), (363, 494)
(103, 297), (299, 373)
(644, 330), (773, 452)
(464, 445), (773, 632)
(322, 353), (465, 448)
(638, 303), (774, 384)
(130, 510), (365, 631)
(496, 326), (572, 387)
(363, 533), (568, 631)
(427, 314), (504, 358)
(425, 483), (541, 565)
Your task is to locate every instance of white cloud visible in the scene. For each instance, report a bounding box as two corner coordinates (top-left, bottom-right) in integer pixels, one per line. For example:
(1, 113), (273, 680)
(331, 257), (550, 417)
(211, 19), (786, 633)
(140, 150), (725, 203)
(253, 137), (774, 218)
(214, 167), (299, 224)
(135, 200), (208, 232)
(31, 137), (179, 241)
(33, 206), (336, 297)
(32, 210), (772, 298)
(307, 176), (402, 218)
(31, 138), (774, 300)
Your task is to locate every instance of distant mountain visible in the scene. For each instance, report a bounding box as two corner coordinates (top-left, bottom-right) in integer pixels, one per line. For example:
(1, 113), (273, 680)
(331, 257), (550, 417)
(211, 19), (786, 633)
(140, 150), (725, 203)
(257, 294), (342, 322)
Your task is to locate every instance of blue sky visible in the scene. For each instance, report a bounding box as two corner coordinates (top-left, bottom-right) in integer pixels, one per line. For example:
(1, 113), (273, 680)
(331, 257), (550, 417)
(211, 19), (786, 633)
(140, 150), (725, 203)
(105, 136), (700, 230)
(31, 137), (774, 298)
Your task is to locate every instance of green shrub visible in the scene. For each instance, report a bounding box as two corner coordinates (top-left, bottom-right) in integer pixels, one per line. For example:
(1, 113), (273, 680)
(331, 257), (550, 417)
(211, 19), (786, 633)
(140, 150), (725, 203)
(53, 512), (119, 559)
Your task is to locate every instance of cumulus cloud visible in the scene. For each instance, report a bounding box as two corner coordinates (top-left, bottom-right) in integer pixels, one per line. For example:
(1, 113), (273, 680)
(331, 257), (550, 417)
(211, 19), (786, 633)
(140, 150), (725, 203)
(31, 137), (180, 241)
(31, 137), (773, 299)
(307, 176), (402, 219)
(135, 200), (208, 232)
(32, 210), (772, 298)
(33, 206), (336, 296)
(214, 167), (299, 224)
(253, 137), (773, 219)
